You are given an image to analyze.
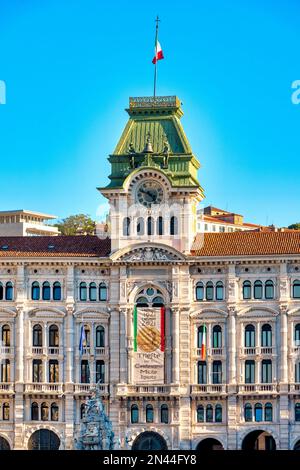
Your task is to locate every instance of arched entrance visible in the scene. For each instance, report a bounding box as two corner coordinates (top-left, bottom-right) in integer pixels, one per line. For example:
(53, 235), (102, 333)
(28, 429), (60, 450)
(0, 436), (10, 450)
(294, 440), (300, 450)
(132, 431), (168, 450)
(196, 438), (224, 451)
(242, 430), (276, 450)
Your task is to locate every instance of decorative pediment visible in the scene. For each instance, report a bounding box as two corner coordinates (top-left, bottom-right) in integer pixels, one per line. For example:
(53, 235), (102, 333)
(111, 243), (185, 262)
(0, 307), (17, 318)
(237, 306), (279, 317)
(28, 307), (66, 318)
(74, 307), (110, 320)
(287, 307), (300, 317)
(190, 308), (228, 319)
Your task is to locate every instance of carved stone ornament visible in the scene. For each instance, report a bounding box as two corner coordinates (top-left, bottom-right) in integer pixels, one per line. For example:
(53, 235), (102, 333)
(121, 247), (180, 262)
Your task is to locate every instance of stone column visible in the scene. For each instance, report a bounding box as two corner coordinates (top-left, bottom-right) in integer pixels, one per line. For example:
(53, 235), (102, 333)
(227, 305), (238, 449)
(228, 306), (237, 385)
(120, 308), (127, 383)
(280, 305), (288, 384)
(172, 308), (180, 383)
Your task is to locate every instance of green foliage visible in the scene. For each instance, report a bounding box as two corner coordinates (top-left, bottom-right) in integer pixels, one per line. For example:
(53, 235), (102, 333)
(55, 214), (96, 236)
(288, 223), (300, 230)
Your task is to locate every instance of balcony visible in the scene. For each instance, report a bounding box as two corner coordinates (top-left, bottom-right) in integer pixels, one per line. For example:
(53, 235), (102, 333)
(28, 347), (63, 356)
(0, 347), (13, 356)
(24, 383), (64, 394)
(74, 383), (109, 395)
(116, 384), (181, 396)
(95, 347), (109, 356)
(289, 383), (300, 393)
(240, 347), (275, 356)
(193, 348), (224, 357)
(238, 383), (278, 394)
(0, 382), (14, 394)
(190, 384), (227, 395)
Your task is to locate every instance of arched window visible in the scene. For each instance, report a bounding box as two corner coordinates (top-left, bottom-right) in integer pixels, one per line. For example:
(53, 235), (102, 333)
(96, 326), (105, 347)
(79, 282), (87, 301)
(243, 281), (251, 300)
(146, 404), (154, 423)
(49, 325), (59, 348)
(99, 283), (107, 301)
(84, 326), (90, 347)
(261, 324), (272, 347)
(212, 360), (222, 384)
(32, 359), (42, 382)
(295, 324), (300, 346)
(264, 402), (273, 422)
(161, 404), (168, 424)
(206, 282), (214, 301)
(295, 403), (300, 421)
(0, 283), (3, 300)
(51, 403), (59, 421)
(80, 403), (87, 419)
(1, 360), (10, 382)
(131, 404), (139, 424)
(152, 296), (164, 307)
(41, 402), (49, 421)
(195, 282), (204, 301)
(96, 360), (105, 383)
(197, 361), (207, 384)
(123, 217), (130, 236)
(49, 360), (59, 383)
(197, 325), (205, 348)
(137, 217), (144, 236)
(33, 324), (42, 347)
(170, 216), (178, 235)
(5, 282), (13, 301)
(42, 282), (51, 301)
(245, 324), (255, 348)
(81, 360), (90, 383)
(261, 359), (272, 383)
(197, 404), (204, 422)
(293, 280), (300, 299)
(244, 403), (252, 422)
(147, 217), (154, 236)
(245, 360), (255, 384)
(216, 281), (224, 301)
(136, 296), (148, 307)
(254, 403), (263, 422)
(89, 282), (97, 301)
(206, 404), (213, 422)
(215, 404), (222, 423)
(265, 280), (274, 299)
(31, 402), (39, 421)
(2, 325), (10, 347)
(254, 280), (263, 299)
(212, 325), (222, 348)
(2, 402), (9, 421)
(53, 282), (61, 301)
(32, 282), (40, 301)
(157, 216), (164, 236)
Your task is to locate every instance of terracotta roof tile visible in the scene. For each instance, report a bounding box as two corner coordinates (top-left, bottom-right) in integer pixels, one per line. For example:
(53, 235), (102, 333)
(0, 236), (111, 258)
(191, 232), (300, 257)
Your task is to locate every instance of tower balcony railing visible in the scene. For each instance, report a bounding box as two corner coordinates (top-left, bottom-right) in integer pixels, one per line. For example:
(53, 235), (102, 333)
(116, 384), (181, 396)
(0, 346), (14, 356)
(193, 347), (224, 357)
(238, 383), (278, 394)
(190, 384), (227, 395)
(240, 347), (275, 356)
(74, 383), (109, 395)
(0, 382), (14, 394)
(24, 382), (64, 394)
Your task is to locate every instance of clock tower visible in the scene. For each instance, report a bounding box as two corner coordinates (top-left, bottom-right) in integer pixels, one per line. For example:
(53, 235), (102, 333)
(98, 96), (204, 254)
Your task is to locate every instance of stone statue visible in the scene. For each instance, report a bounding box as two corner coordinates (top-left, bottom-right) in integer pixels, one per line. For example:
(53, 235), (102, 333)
(75, 381), (115, 450)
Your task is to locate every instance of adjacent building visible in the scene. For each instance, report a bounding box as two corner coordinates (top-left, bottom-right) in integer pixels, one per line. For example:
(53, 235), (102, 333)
(0, 96), (299, 451)
(0, 210), (59, 237)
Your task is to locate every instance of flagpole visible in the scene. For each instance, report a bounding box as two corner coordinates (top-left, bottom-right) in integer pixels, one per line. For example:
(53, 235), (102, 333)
(153, 16), (160, 98)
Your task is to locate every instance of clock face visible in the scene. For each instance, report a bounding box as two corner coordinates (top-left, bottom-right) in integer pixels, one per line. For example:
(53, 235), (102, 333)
(136, 180), (164, 207)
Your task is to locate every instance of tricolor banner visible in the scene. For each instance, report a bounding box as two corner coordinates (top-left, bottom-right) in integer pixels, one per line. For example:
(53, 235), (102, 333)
(152, 40), (164, 64)
(133, 306), (165, 384)
(201, 324), (207, 360)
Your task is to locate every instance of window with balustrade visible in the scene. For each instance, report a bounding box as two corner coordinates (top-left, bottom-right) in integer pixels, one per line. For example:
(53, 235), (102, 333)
(293, 280), (300, 299)
(96, 326), (105, 348)
(261, 324), (272, 348)
(212, 325), (222, 348)
(197, 361), (207, 384)
(131, 404), (139, 424)
(33, 324), (42, 347)
(96, 360), (105, 383)
(48, 360), (59, 383)
(261, 360), (272, 383)
(161, 404), (168, 424)
(81, 360), (90, 383)
(32, 359), (42, 383)
(1, 360), (10, 382)
(212, 360), (222, 384)
(49, 325), (59, 348)
(245, 360), (255, 384)
(1, 325), (10, 347)
(245, 324), (255, 348)
(146, 404), (154, 423)
(295, 363), (300, 383)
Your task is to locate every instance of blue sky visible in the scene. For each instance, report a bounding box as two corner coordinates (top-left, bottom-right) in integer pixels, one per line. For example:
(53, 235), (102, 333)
(0, 0), (299, 226)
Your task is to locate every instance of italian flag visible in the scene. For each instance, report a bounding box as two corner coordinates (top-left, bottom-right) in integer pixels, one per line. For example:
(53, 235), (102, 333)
(201, 324), (207, 360)
(152, 41), (164, 64)
(133, 306), (165, 352)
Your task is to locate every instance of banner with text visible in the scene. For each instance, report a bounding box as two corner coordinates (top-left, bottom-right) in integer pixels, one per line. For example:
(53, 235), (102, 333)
(133, 306), (165, 384)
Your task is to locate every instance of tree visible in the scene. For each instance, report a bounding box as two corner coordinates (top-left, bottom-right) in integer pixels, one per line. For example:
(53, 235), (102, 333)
(288, 223), (300, 230)
(55, 214), (96, 236)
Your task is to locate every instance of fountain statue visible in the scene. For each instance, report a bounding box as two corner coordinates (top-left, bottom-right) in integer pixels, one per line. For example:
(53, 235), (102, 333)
(75, 382), (115, 450)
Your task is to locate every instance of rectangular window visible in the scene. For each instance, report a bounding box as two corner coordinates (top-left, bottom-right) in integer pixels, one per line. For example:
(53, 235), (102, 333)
(245, 361), (255, 383)
(197, 361), (207, 384)
(261, 360), (272, 383)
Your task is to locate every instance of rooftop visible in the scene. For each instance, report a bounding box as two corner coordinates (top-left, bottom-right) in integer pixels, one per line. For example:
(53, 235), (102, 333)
(0, 210), (57, 220)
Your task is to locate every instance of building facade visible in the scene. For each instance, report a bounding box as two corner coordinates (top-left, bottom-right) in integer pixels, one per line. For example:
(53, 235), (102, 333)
(0, 210), (59, 236)
(0, 97), (300, 450)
